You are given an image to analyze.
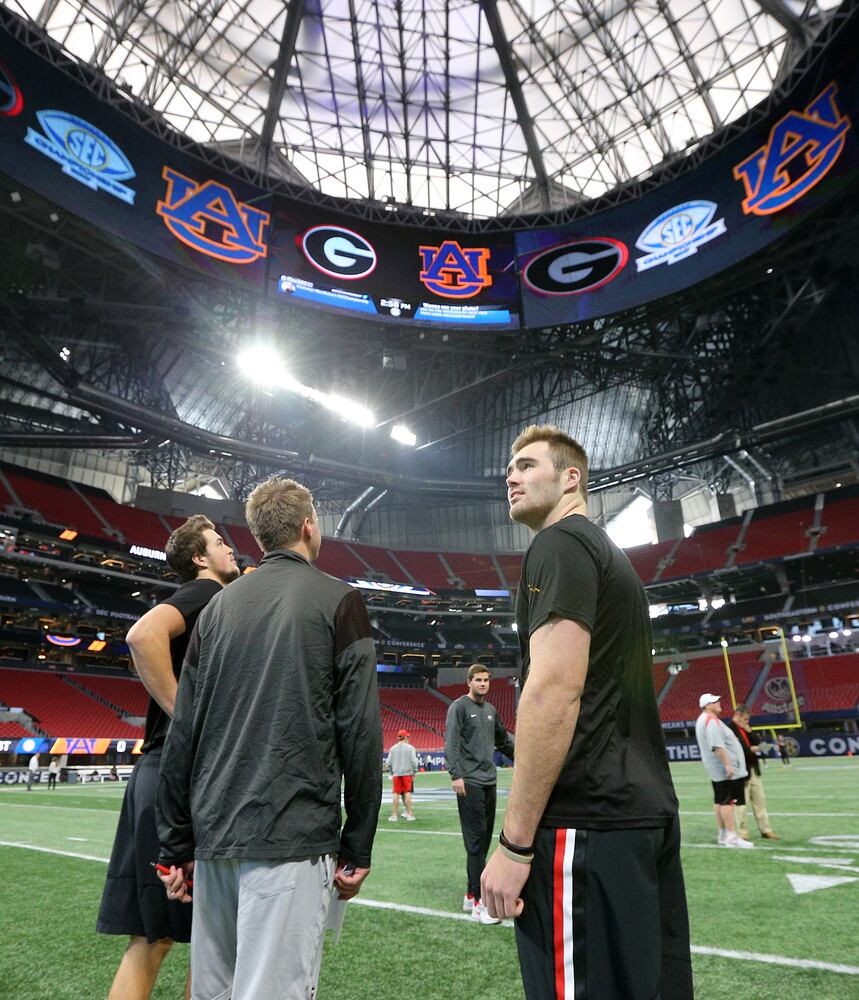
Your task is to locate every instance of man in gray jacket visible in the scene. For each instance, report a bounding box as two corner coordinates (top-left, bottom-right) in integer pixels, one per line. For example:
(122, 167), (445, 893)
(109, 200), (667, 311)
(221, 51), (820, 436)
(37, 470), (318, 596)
(445, 663), (515, 925)
(156, 477), (382, 999)
(387, 729), (419, 822)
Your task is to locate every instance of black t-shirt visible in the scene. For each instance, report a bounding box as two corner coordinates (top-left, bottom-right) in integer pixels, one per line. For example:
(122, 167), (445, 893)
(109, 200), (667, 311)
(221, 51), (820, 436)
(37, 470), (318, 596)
(141, 578), (222, 753)
(515, 514), (678, 830)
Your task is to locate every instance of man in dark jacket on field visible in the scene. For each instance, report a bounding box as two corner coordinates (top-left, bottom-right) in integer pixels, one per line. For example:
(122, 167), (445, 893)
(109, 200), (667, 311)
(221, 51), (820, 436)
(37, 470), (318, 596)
(445, 662), (515, 925)
(156, 476), (382, 1000)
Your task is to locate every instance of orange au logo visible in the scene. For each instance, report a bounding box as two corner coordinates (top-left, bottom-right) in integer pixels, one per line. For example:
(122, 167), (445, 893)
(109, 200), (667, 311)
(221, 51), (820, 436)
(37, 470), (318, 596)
(418, 241), (492, 298)
(156, 166), (270, 263)
(733, 83), (851, 216)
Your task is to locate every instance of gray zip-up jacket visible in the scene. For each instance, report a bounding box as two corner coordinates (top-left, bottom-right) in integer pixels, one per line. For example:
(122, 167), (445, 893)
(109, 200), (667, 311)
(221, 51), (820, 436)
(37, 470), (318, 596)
(445, 695), (515, 785)
(156, 548), (383, 869)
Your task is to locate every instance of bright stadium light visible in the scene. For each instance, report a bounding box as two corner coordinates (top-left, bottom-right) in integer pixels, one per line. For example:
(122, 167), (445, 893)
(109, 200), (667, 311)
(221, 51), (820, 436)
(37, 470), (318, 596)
(829, 631), (839, 640)
(391, 424), (417, 446)
(802, 635), (812, 643)
(237, 347), (374, 427)
(792, 635), (802, 643)
(237, 345), (287, 385)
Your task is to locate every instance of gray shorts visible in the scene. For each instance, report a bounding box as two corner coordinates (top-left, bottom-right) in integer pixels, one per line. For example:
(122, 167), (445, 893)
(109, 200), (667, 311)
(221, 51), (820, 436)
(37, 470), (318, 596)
(191, 855), (335, 1000)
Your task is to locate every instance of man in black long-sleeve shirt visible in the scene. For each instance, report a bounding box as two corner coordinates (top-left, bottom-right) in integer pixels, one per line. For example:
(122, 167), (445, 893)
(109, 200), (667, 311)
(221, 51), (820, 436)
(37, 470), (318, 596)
(445, 663), (514, 925)
(156, 477), (382, 999)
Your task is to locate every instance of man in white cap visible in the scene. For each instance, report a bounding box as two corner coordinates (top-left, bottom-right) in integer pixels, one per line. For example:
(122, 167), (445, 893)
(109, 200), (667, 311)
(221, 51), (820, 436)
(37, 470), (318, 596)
(695, 694), (753, 848)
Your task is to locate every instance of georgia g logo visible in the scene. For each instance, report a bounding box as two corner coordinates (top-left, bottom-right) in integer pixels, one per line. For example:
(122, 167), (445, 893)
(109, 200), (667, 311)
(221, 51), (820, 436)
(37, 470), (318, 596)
(301, 225), (377, 279)
(0, 59), (23, 117)
(418, 241), (492, 298)
(156, 167), (270, 264)
(522, 238), (627, 295)
(733, 83), (851, 216)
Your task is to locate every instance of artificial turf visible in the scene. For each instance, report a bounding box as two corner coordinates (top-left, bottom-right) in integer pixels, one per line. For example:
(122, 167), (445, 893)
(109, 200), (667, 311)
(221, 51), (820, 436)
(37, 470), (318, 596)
(1, 757), (858, 999)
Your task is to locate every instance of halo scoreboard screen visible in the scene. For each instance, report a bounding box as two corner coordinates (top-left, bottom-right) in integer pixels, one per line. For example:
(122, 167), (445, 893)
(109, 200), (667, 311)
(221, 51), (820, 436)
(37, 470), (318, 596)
(269, 202), (520, 329)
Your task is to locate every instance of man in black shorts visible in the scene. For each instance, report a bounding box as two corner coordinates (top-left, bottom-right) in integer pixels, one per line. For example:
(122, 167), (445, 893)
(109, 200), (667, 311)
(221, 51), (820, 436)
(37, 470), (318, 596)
(97, 515), (239, 999)
(481, 424), (693, 1000)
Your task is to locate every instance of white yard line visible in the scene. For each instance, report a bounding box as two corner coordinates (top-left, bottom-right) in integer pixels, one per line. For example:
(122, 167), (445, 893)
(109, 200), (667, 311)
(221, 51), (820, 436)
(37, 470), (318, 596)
(1, 841), (857, 975)
(681, 811), (859, 818)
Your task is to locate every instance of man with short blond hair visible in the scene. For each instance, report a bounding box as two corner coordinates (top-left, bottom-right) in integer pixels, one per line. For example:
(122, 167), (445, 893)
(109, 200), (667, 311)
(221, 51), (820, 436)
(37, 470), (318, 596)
(157, 476), (382, 1000)
(244, 475), (315, 551)
(98, 515), (239, 1000)
(481, 425), (692, 999)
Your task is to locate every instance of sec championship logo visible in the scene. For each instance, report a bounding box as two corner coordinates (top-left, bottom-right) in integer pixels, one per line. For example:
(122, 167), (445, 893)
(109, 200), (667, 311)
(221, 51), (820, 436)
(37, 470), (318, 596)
(635, 201), (726, 271)
(301, 226), (377, 279)
(25, 110), (136, 203)
(522, 238), (627, 295)
(733, 83), (851, 216)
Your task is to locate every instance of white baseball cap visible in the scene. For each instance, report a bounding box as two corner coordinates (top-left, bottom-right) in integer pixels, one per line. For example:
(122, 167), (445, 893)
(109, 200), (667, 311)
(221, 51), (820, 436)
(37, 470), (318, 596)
(699, 693), (721, 709)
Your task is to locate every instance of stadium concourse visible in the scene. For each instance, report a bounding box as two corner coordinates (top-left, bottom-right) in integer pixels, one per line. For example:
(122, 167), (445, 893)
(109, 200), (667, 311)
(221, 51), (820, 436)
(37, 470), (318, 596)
(2, 0), (859, 997)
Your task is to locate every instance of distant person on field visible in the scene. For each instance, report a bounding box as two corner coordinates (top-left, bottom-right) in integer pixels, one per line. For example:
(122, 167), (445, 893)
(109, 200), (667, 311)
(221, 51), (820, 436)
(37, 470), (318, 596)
(445, 663), (515, 925)
(725, 705), (779, 841)
(778, 733), (791, 765)
(97, 515), (239, 1000)
(156, 477), (382, 1000)
(695, 693), (752, 849)
(27, 753), (39, 791)
(388, 729), (419, 822)
(47, 757), (59, 790)
(481, 425), (692, 999)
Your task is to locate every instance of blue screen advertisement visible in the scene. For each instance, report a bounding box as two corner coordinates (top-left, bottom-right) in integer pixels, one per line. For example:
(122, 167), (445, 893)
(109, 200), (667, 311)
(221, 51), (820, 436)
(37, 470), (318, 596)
(0, 8), (857, 327)
(268, 201), (519, 328)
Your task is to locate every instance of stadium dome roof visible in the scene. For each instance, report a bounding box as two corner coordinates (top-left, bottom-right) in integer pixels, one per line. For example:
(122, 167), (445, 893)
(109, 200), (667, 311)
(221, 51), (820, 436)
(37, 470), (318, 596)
(7, 0), (845, 218)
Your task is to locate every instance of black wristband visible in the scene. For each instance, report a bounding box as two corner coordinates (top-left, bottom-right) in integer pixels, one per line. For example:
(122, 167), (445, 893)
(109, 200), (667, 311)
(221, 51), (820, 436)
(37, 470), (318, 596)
(499, 827), (534, 856)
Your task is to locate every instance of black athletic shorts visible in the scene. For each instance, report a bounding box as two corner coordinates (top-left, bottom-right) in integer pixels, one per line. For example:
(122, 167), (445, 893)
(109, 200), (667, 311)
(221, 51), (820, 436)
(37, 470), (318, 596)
(711, 778), (746, 806)
(515, 815), (693, 1000)
(96, 749), (192, 943)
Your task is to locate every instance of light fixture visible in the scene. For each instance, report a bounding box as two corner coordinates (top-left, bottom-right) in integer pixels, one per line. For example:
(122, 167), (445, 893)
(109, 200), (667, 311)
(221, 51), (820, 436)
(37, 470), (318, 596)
(801, 635), (811, 643)
(237, 347), (374, 427)
(844, 628), (853, 637)
(792, 635), (802, 643)
(58, 529), (78, 541)
(390, 424), (417, 447)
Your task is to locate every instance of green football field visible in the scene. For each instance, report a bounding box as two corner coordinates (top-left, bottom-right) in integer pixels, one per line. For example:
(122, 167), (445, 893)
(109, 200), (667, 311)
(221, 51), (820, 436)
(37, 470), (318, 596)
(1, 757), (858, 999)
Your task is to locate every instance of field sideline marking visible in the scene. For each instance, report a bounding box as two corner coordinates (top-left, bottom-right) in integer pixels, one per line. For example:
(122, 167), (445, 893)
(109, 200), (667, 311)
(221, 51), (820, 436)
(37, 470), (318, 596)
(1, 842), (858, 975)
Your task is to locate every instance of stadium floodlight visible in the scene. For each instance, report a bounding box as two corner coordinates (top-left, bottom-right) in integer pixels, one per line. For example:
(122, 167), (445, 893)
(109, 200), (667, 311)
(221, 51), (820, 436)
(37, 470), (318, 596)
(801, 635), (812, 643)
(237, 345), (287, 386)
(844, 628), (853, 637)
(829, 631), (839, 640)
(238, 347), (374, 427)
(711, 596), (726, 609)
(792, 635), (802, 642)
(391, 424), (417, 446)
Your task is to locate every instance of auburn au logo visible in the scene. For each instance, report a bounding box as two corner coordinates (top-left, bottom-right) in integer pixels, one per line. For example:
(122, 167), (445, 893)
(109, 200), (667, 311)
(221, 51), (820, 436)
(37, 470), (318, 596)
(733, 83), (851, 216)
(418, 241), (492, 298)
(157, 167), (270, 263)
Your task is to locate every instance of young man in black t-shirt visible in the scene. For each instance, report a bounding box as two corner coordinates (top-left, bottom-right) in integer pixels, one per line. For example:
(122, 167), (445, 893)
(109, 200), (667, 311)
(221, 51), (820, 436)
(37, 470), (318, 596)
(481, 425), (693, 1000)
(97, 515), (239, 1000)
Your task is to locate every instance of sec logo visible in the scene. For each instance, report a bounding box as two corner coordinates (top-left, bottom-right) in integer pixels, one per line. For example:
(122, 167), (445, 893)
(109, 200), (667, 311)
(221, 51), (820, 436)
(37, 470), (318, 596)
(522, 238), (628, 295)
(301, 226), (377, 280)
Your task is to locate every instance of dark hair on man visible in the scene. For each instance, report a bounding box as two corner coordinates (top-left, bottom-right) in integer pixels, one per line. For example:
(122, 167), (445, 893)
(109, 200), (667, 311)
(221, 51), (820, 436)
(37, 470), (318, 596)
(510, 424), (589, 497)
(467, 663), (491, 681)
(245, 477), (315, 552)
(734, 704), (751, 715)
(165, 514), (215, 582)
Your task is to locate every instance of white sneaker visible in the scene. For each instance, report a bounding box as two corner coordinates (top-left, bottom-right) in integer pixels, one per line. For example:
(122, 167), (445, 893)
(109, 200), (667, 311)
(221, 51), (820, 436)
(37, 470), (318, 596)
(463, 893), (476, 912)
(388, 814), (398, 822)
(718, 830), (728, 846)
(405, 814), (416, 822)
(472, 901), (501, 925)
(725, 833), (755, 849)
